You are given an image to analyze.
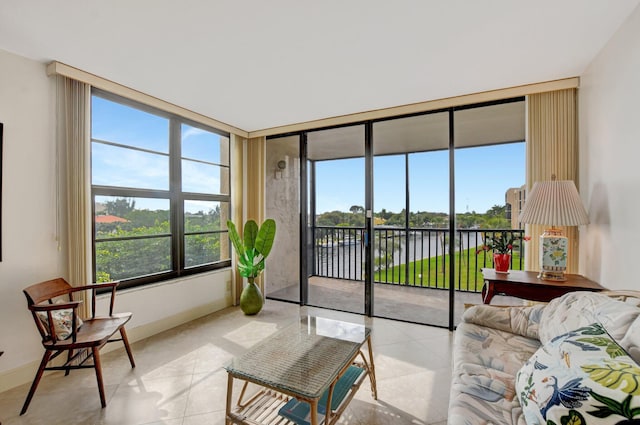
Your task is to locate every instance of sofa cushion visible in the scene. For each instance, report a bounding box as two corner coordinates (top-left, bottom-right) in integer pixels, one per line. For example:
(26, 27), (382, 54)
(463, 304), (546, 340)
(539, 292), (640, 345)
(516, 322), (640, 425)
(449, 322), (540, 425)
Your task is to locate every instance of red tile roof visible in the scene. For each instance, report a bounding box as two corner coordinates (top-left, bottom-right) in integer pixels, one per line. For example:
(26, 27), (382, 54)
(95, 215), (129, 223)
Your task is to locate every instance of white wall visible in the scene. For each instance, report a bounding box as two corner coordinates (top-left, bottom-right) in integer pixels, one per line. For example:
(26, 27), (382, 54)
(579, 4), (640, 289)
(0, 49), (233, 391)
(0, 48), (62, 376)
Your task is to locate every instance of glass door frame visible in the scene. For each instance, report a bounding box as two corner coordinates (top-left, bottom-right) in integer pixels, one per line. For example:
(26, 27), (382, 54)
(269, 96), (525, 331)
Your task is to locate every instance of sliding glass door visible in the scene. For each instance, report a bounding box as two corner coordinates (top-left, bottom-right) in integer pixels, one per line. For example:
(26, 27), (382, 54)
(372, 112), (451, 326)
(452, 100), (526, 325)
(265, 97), (526, 329)
(306, 125), (366, 315)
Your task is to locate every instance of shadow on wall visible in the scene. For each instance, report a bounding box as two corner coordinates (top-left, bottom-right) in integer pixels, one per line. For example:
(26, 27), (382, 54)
(584, 182), (610, 283)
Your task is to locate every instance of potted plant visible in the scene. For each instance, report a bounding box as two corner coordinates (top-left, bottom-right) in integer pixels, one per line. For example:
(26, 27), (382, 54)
(476, 231), (530, 273)
(227, 218), (276, 315)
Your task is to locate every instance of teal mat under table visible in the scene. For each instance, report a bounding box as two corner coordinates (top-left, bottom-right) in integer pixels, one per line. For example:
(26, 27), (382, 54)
(278, 365), (363, 425)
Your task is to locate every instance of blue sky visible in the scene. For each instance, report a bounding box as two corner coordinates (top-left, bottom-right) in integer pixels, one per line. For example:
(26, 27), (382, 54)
(92, 94), (525, 216)
(315, 142), (525, 214)
(92, 95), (227, 213)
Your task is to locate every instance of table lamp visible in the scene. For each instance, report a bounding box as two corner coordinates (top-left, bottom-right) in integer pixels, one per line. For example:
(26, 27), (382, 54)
(518, 177), (590, 281)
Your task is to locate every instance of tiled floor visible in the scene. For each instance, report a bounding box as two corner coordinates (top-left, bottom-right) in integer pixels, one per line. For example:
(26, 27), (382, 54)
(0, 300), (452, 425)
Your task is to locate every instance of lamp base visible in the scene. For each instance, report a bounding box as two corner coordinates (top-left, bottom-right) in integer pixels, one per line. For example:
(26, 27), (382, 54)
(539, 228), (568, 282)
(538, 270), (567, 281)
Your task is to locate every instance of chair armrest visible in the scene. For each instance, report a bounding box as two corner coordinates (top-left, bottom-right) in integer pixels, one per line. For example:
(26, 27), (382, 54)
(29, 300), (83, 312)
(67, 281), (120, 318)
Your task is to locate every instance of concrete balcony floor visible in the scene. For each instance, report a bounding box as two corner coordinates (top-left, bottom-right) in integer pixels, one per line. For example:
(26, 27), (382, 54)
(268, 276), (524, 327)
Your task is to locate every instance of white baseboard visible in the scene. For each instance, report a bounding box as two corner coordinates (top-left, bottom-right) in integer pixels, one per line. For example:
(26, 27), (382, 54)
(0, 299), (230, 393)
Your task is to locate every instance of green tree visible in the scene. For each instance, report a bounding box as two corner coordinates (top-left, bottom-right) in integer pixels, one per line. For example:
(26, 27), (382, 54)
(385, 209), (406, 227)
(485, 204), (507, 218)
(375, 236), (401, 272)
(456, 212), (482, 229)
(316, 210), (348, 226)
(104, 198), (136, 218)
(378, 208), (393, 220)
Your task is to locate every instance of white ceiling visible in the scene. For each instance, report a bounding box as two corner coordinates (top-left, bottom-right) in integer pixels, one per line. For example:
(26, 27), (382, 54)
(1, 1), (638, 133)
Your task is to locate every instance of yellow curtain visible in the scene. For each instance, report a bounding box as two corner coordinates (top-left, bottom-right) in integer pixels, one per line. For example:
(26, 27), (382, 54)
(228, 135), (266, 304)
(57, 76), (91, 317)
(230, 134), (244, 304)
(526, 88), (579, 273)
(244, 136), (267, 295)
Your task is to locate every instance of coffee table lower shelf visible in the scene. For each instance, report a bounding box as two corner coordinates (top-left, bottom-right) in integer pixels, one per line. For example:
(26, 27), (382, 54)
(227, 363), (371, 425)
(228, 389), (290, 425)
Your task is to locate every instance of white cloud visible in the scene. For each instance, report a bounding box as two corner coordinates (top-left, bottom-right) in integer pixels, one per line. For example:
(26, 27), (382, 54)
(182, 126), (208, 141)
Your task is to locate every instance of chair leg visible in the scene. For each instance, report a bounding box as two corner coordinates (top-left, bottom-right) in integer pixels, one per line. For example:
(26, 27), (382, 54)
(120, 327), (136, 368)
(93, 347), (106, 408)
(21, 350), (52, 415)
(65, 349), (74, 376)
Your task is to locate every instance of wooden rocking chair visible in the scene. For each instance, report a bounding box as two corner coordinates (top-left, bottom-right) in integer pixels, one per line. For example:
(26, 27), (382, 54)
(21, 278), (135, 415)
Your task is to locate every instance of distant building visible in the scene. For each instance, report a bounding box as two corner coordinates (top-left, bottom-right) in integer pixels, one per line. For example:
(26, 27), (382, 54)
(505, 185), (526, 229)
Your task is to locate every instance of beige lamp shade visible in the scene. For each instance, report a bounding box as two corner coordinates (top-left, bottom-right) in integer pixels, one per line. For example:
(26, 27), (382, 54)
(519, 179), (589, 281)
(518, 180), (589, 226)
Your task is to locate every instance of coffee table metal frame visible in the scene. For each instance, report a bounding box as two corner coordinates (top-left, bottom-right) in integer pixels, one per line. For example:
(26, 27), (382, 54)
(224, 316), (377, 425)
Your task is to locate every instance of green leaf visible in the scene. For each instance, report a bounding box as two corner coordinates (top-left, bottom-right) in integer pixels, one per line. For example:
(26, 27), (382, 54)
(629, 406), (640, 417)
(560, 409), (586, 425)
(606, 343), (629, 359)
(590, 390), (623, 413)
(243, 220), (259, 250)
(582, 361), (640, 395)
(588, 406), (616, 418)
(588, 392), (639, 420)
(255, 219), (276, 258)
(576, 337), (627, 358)
(227, 219), (276, 279)
(621, 394), (633, 418)
(577, 323), (606, 335)
(238, 249), (259, 278)
(576, 337), (610, 347)
(227, 220), (245, 258)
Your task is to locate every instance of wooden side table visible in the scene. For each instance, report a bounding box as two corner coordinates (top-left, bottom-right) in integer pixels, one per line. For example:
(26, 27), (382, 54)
(481, 268), (605, 304)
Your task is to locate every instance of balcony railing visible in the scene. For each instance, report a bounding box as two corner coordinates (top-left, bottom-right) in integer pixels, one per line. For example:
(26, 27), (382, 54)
(313, 226), (525, 293)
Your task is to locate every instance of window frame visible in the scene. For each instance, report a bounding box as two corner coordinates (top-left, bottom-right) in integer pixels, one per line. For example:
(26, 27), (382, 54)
(91, 89), (231, 290)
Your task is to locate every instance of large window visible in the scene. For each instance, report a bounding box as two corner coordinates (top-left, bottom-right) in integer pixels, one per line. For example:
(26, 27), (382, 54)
(91, 90), (231, 288)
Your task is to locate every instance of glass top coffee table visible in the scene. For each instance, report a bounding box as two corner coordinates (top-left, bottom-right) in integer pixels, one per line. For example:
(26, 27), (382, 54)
(225, 315), (377, 425)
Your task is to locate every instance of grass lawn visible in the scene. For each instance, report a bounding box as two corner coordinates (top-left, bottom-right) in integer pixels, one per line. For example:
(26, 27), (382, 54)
(374, 248), (524, 292)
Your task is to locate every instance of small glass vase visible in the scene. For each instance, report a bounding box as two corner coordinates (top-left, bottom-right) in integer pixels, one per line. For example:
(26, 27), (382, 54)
(493, 253), (511, 273)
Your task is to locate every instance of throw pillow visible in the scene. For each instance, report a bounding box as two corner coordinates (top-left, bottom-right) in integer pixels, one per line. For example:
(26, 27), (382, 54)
(515, 322), (640, 425)
(538, 292), (640, 345)
(36, 302), (83, 340)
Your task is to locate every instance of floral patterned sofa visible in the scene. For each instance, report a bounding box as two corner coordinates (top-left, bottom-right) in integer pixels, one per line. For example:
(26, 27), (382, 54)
(448, 291), (640, 425)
